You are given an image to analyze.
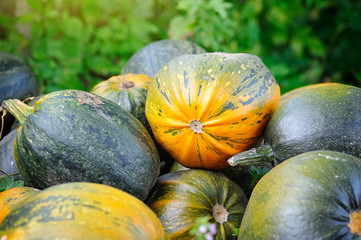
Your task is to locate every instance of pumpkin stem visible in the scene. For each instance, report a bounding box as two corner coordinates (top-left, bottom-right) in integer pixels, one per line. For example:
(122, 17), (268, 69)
(349, 211), (361, 235)
(1, 99), (33, 126)
(189, 120), (203, 134)
(227, 144), (275, 167)
(120, 81), (135, 89)
(213, 204), (229, 224)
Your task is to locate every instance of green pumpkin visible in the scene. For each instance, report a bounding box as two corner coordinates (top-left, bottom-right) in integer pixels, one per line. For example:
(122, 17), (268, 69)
(148, 169), (248, 239)
(238, 150), (361, 239)
(121, 39), (206, 78)
(0, 52), (39, 139)
(1, 90), (160, 201)
(228, 83), (361, 167)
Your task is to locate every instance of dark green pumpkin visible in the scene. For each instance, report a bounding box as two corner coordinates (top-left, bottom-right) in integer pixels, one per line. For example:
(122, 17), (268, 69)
(1, 90), (160, 201)
(0, 52), (39, 139)
(228, 83), (361, 167)
(238, 150), (361, 239)
(121, 39), (206, 78)
(0, 128), (23, 181)
(148, 169), (248, 239)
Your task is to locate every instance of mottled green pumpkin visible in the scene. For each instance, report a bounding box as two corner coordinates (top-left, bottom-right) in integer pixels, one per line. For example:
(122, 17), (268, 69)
(121, 39), (206, 78)
(91, 74), (152, 133)
(0, 182), (169, 239)
(148, 169), (248, 240)
(1, 90), (160, 201)
(146, 52), (280, 169)
(0, 128), (22, 181)
(238, 150), (361, 239)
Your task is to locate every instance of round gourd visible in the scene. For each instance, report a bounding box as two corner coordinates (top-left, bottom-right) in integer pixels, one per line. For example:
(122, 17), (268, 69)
(148, 169), (248, 240)
(0, 128), (22, 181)
(0, 52), (39, 139)
(145, 52), (280, 169)
(0, 186), (39, 224)
(1, 90), (160, 201)
(91, 74), (152, 133)
(278, 82), (341, 107)
(238, 150), (361, 239)
(228, 83), (361, 167)
(121, 39), (206, 78)
(0, 182), (169, 239)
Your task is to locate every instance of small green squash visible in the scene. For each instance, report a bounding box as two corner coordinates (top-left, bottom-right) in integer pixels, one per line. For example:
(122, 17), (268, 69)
(148, 169), (248, 240)
(0, 182), (169, 239)
(91, 74), (152, 133)
(0, 52), (39, 139)
(238, 150), (361, 239)
(121, 39), (206, 78)
(146, 52), (280, 169)
(228, 83), (361, 166)
(1, 90), (160, 201)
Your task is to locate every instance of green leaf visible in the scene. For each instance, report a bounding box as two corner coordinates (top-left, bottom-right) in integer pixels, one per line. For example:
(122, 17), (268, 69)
(0, 176), (24, 193)
(27, 0), (43, 12)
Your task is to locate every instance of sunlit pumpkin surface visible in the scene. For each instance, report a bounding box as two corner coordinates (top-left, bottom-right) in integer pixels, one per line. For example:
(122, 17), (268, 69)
(146, 52), (280, 169)
(0, 182), (168, 240)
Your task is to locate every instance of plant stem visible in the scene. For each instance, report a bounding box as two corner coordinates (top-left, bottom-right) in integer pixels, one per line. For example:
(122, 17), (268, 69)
(227, 144), (275, 167)
(1, 99), (33, 125)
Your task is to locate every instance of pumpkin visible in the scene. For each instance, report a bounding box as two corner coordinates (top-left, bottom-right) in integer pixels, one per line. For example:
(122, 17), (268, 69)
(145, 52), (280, 169)
(91, 74), (152, 133)
(0, 182), (169, 239)
(238, 150), (361, 239)
(278, 82), (341, 107)
(1, 90), (160, 201)
(228, 83), (361, 167)
(0, 52), (39, 139)
(121, 39), (206, 78)
(0, 186), (39, 224)
(148, 169), (248, 240)
(0, 128), (22, 181)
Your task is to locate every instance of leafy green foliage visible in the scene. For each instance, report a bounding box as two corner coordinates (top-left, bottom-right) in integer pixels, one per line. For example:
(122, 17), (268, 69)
(0, 175), (24, 193)
(0, 0), (360, 94)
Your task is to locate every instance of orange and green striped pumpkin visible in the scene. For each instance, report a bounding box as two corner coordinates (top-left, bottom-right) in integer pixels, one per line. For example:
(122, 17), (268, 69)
(148, 169), (248, 240)
(91, 74), (152, 132)
(145, 52), (280, 169)
(0, 186), (39, 224)
(0, 182), (169, 239)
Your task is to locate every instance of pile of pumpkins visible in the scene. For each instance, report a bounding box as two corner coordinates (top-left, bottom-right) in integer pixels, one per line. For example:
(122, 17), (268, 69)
(1, 39), (361, 240)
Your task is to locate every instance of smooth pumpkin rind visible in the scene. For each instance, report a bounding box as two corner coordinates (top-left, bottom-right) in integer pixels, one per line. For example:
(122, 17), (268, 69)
(238, 150), (361, 240)
(0, 182), (169, 239)
(121, 39), (206, 78)
(265, 84), (361, 162)
(146, 52), (280, 169)
(0, 187), (38, 224)
(148, 169), (248, 240)
(7, 90), (160, 201)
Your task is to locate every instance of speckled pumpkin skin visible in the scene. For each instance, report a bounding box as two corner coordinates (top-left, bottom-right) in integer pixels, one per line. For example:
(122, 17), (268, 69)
(238, 150), (361, 240)
(121, 39), (206, 78)
(265, 84), (361, 162)
(12, 90), (160, 201)
(145, 52), (280, 169)
(91, 74), (152, 133)
(0, 187), (39, 224)
(0, 182), (169, 240)
(148, 169), (248, 240)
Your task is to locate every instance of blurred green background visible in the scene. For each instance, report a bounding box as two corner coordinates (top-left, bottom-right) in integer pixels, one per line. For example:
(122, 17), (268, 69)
(1, 0), (360, 94)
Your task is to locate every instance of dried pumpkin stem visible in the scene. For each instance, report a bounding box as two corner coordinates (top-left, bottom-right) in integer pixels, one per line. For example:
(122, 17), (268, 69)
(1, 99), (33, 125)
(213, 204), (229, 224)
(227, 144), (275, 167)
